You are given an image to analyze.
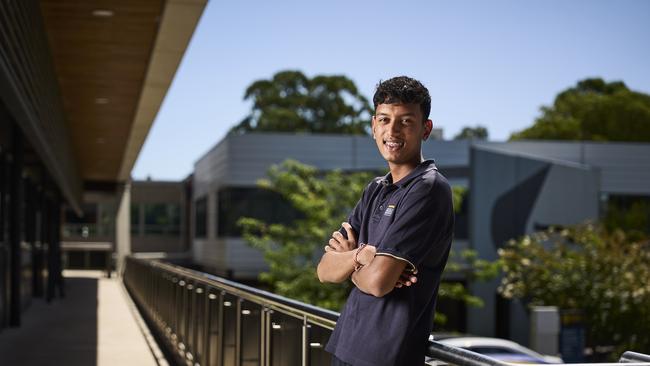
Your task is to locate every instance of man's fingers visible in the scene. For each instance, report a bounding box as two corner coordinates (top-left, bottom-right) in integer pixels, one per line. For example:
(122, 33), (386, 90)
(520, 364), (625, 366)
(342, 222), (357, 244)
(324, 245), (333, 252)
(396, 273), (418, 287)
(328, 238), (342, 251)
(332, 231), (345, 242)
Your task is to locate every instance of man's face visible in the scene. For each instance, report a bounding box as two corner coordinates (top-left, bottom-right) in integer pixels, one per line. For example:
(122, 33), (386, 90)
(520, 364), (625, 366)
(372, 103), (433, 166)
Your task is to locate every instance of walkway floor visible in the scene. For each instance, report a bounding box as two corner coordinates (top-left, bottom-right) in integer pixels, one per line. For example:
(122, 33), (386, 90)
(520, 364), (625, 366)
(0, 270), (162, 366)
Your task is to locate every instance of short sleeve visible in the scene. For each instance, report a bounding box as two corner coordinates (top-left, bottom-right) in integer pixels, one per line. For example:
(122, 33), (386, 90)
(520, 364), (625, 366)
(375, 177), (454, 272)
(338, 180), (376, 240)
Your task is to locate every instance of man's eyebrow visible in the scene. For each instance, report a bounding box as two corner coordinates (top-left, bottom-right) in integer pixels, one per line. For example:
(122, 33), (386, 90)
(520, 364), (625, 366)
(376, 112), (417, 117)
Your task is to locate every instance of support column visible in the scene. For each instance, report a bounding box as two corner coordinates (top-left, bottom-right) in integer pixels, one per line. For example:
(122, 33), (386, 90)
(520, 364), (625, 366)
(9, 126), (24, 327)
(115, 182), (131, 276)
(0, 153), (8, 330)
(45, 197), (55, 302)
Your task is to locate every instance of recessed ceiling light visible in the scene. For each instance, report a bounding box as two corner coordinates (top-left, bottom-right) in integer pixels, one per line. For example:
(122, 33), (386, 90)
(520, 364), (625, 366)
(95, 97), (109, 104)
(92, 9), (114, 17)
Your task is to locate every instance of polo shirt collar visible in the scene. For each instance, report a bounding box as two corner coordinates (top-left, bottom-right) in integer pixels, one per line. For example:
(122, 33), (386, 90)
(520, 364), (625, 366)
(380, 159), (437, 188)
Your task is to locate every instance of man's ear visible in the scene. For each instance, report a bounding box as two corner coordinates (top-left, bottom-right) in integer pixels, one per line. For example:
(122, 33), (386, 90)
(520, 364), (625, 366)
(423, 119), (433, 140)
(371, 115), (377, 138)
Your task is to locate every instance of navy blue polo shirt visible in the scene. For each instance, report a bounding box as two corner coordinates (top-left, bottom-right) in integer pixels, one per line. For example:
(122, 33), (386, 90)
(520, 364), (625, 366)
(325, 159), (454, 366)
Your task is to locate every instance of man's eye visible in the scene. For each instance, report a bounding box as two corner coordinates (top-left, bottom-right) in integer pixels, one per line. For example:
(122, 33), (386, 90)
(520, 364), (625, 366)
(402, 119), (412, 125)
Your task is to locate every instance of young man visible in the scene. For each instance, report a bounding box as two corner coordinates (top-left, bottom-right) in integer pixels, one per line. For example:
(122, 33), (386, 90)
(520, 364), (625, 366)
(317, 76), (455, 366)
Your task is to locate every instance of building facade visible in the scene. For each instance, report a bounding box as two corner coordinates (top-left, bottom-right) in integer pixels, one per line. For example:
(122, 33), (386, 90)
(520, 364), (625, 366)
(190, 132), (650, 339)
(0, 0), (206, 332)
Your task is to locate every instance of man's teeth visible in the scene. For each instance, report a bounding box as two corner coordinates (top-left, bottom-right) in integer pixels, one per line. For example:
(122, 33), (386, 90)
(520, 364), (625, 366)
(385, 141), (403, 148)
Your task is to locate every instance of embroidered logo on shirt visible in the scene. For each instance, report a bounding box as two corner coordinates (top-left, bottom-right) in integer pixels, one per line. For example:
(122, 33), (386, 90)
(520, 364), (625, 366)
(384, 204), (396, 217)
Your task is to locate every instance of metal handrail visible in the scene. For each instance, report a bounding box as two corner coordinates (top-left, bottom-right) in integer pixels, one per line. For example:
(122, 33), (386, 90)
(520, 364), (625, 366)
(427, 340), (508, 366)
(148, 258), (339, 330)
(123, 256), (650, 366)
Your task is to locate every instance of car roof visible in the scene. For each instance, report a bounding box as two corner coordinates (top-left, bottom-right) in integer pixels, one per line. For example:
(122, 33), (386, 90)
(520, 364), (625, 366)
(437, 337), (545, 357)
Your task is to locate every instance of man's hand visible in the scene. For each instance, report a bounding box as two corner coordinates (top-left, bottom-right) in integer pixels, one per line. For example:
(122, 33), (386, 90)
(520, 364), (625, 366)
(395, 268), (418, 288)
(356, 244), (376, 266)
(325, 222), (357, 252)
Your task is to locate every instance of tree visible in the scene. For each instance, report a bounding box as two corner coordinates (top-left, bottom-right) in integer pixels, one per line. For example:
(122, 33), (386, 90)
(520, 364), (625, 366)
(498, 223), (650, 357)
(510, 78), (650, 142)
(230, 70), (373, 135)
(454, 125), (489, 140)
(239, 160), (499, 328)
(238, 160), (373, 309)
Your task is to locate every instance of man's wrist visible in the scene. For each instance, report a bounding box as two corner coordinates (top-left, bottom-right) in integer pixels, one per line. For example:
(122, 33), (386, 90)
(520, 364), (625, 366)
(353, 243), (367, 271)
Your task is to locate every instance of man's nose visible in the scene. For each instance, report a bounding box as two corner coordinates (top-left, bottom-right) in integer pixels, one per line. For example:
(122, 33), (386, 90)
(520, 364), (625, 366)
(389, 120), (402, 134)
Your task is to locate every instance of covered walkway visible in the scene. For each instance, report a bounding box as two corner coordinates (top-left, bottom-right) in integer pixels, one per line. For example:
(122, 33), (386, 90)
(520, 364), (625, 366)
(0, 270), (163, 366)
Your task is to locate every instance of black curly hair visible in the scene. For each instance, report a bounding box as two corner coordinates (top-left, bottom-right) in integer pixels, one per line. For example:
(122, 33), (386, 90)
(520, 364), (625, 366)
(373, 76), (431, 121)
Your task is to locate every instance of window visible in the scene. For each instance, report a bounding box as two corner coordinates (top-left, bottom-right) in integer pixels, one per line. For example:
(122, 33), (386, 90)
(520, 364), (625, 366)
(195, 197), (207, 238)
(130, 203), (140, 234)
(62, 202), (115, 238)
(143, 203), (180, 236)
(217, 187), (299, 237)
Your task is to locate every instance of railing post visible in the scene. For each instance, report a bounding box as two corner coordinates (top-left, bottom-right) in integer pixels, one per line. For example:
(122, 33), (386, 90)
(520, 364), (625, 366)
(217, 291), (224, 366)
(302, 315), (309, 366)
(260, 307), (271, 366)
(236, 298), (242, 366)
(172, 276), (180, 347)
(186, 281), (195, 363)
(203, 289), (214, 366)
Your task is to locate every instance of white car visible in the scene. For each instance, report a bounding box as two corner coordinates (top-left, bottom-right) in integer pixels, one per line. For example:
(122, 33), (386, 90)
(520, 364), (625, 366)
(427, 335), (564, 364)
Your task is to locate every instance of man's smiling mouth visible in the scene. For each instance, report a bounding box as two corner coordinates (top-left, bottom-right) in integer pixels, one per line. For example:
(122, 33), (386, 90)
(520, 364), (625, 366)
(383, 139), (404, 151)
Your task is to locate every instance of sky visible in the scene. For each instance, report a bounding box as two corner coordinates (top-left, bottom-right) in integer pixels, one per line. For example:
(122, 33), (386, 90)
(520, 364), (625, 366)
(131, 0), (650, 180)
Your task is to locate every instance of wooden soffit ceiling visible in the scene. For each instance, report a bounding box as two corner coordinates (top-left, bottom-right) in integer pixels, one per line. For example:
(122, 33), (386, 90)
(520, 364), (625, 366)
(40, 0), (207, 185)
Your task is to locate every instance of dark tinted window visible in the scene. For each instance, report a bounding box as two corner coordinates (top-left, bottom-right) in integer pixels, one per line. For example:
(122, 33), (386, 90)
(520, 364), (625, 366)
(64, 203), (97, 224)
(144, 203), (180, 236)
(195, 197), (207, 238)
(217, 187), (299, 237)
(131, 204), (140, 234)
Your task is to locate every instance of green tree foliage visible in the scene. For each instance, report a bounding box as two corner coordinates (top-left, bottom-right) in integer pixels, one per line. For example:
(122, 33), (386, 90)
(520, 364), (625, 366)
(239, 160), (498, 328)
(230, 70), (372, 135)
(238, 160), (374, 309)
(603, 197), (650, 240)
(454, 125), (489, 140)
(510, 78), (650, 142)
(498, 223), (650, 356)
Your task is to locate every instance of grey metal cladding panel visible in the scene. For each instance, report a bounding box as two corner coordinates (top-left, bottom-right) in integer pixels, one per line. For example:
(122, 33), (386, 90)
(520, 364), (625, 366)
(470, 147), (551, 258)
(194, 139), (228, 198)
(483, 142), (650, 194)
(422, 140), (471, 167)
(485, 141), (582, 162)
(529, 164), (599, 231)
(225, 133), (356, 184)
(356, 138), (471, 169)
(354, 137), (385, 169)
(225, 238), (268, 272)
(584, 144), (650, 194)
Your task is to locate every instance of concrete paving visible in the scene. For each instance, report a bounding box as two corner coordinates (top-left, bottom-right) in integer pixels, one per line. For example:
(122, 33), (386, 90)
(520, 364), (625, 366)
(0, 270), (161, 366)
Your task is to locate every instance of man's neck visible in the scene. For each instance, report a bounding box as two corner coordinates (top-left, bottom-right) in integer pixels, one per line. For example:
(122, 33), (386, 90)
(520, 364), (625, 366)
(388, 157), (423, 184)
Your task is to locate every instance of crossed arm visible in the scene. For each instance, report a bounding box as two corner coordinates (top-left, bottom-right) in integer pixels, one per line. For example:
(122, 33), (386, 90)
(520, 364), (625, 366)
(316, 222), (417, 297)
